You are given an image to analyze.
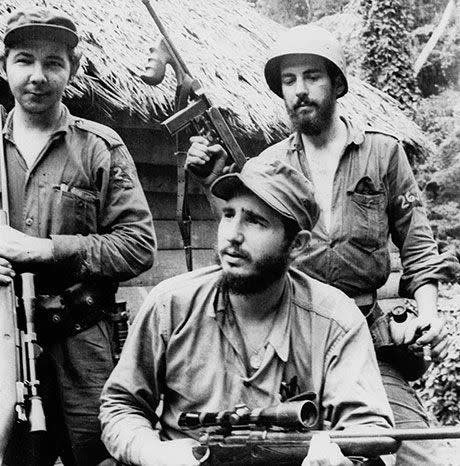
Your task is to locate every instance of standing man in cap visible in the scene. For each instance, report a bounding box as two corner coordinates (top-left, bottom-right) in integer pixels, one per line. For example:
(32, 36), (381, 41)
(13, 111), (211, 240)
(100, 157), (394, 466)
(0, 7), (156, 466)
(185, 24), (458, 465)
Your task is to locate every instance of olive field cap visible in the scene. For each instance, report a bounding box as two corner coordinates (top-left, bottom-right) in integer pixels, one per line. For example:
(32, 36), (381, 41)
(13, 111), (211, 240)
(3, 8), (79, 48)
(211, 158), (320, 231)
(264, 24), (348, 98)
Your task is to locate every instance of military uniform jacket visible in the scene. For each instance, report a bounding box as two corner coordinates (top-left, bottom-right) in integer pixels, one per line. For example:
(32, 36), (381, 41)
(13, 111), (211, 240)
(3, 104), (156, 293)
(258, 116), (456, 298)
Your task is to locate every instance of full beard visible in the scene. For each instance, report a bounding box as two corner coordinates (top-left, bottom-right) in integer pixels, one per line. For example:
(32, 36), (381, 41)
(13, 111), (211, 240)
(286, 95), (335, 136)
(215, 247), (291, 295)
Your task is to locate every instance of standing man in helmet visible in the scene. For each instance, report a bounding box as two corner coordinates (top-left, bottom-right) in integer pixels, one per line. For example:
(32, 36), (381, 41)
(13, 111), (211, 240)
(185, 24), (458, 465)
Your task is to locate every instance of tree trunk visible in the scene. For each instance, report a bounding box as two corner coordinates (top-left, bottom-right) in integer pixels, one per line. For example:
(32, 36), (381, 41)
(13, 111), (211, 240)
(414, 0), (457, 75)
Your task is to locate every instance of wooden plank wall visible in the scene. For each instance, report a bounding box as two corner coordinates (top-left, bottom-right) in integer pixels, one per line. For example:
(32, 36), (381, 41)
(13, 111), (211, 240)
(117, 127), (218, 293)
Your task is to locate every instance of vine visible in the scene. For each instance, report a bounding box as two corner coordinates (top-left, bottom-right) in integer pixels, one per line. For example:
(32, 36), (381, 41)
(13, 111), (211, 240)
(359, 0), (420, 113)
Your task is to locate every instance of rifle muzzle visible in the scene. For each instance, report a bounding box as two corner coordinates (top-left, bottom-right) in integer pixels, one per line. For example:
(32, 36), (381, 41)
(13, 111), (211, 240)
(29, 396), (46, 433)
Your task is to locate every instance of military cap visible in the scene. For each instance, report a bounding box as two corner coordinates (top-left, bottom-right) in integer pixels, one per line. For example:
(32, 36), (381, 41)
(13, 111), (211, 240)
(211, 158), (320, 231)
(4, 8), (79, 48)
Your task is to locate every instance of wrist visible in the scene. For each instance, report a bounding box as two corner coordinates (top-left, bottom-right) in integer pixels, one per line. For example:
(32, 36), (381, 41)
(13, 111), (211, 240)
(29, 238), (54, 263)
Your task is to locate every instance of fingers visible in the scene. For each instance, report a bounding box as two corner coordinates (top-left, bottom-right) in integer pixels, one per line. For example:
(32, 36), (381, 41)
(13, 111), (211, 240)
(401, 318), (420, 345)
(415, 318), (443, 346)
(425, 324), (450, 362)
(302, 432), (352, 466)
(406, 317), (449, 362)
(0, 257), (15, 286)
(186, 140), (212, 168)
(222, 163), (237, 175)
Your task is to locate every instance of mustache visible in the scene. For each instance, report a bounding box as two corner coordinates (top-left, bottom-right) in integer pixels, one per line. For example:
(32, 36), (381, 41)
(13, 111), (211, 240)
(220, 246), (251, 260)
(294, 96), (317, 110)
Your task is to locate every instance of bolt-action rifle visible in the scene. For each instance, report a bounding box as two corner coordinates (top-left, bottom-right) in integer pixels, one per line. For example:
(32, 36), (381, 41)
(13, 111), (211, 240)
(139, 0), (247, 271)
(0, 106), (46, 463)
(179, 401), (460, 465)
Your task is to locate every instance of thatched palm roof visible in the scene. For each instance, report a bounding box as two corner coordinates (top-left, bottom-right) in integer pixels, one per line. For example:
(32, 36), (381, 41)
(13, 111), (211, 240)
(0, 0), (430, 159)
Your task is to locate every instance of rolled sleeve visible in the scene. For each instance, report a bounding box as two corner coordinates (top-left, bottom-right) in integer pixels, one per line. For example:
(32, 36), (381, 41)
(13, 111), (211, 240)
(387, 143), (458, 297)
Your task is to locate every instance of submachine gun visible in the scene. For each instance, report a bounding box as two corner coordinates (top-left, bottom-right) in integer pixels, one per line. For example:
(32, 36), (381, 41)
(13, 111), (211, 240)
(139, 0), (247, 271)
(179, 400), (460, 465)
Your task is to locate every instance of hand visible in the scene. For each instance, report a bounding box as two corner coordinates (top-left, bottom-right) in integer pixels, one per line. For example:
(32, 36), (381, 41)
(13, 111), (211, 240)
(185, 136), (228, 186)
(390, 315), (449, 362)
(140, 438), (201, 466)
(0, 256), (15, 286)
(409, 316), (449, 362)
(302, 432), (353, 466)
(0, 225), (53, 265)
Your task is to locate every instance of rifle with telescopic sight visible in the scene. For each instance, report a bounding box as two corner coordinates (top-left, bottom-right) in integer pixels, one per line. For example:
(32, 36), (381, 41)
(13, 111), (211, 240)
(0, 105), (46, 464)
(179, 400), (460, 465)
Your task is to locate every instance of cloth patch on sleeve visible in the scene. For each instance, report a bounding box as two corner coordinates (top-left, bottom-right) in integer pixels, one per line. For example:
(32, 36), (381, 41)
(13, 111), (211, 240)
(110, 148), (136, 189)
(396, 190), (422, 213)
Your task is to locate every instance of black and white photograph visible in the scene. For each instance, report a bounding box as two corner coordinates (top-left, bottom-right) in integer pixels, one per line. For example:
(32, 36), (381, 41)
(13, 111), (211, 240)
(0, 1), (459, 465)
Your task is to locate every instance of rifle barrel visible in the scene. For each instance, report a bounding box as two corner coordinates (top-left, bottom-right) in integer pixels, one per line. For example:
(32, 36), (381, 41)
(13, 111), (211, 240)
(328, 426), (460, 442)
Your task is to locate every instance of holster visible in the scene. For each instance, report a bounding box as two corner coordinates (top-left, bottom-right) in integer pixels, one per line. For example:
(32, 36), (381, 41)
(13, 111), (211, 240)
(35, 281), (117, 341)
(366, 302), (429, 381)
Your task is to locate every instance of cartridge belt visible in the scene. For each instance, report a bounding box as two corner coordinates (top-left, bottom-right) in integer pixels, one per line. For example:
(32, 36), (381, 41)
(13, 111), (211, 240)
(35, 281), (117, 340)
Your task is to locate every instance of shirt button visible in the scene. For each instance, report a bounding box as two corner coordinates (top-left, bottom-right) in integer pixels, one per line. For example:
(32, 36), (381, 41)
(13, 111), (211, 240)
(25, 218), (33, 226)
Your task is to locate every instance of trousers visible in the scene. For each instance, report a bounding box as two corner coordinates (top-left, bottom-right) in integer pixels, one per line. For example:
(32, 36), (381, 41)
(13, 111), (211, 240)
(379, 360), (439, 466)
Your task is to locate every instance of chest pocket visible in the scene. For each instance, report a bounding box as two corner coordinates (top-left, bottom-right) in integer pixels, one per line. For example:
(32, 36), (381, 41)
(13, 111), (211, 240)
(347, 176), (387, 252)
(51, 185), (99, 235)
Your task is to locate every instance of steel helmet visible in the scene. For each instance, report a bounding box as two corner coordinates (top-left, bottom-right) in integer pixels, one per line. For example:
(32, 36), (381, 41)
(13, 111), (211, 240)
(264, 24), (348, 99)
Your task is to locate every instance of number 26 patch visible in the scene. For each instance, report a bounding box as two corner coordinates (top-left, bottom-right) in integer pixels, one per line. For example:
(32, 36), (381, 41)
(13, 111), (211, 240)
(397, 191), (421, 211)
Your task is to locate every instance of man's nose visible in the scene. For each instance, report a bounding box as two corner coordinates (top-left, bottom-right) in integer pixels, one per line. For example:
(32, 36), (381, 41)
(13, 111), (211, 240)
(227, 219), (244, 244)
(295, 79), (308, 97)
(30, 63), (47, 84)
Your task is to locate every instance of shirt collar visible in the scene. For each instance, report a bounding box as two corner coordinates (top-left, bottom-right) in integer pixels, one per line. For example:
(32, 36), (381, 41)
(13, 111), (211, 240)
(2, 104), (72, 141)
(288, 114), (365, 153)
(212, 276), (292, 363)
(265, 277), (291, 362)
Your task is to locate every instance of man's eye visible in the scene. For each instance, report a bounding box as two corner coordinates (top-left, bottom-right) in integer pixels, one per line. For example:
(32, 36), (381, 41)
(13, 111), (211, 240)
(247, 217), (265, 227)
(281, 77), (295, 86)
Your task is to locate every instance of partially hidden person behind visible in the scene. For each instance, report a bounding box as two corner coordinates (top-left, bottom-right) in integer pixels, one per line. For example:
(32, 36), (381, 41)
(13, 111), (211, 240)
(99, 157), (395, 466)
(0, 8), (156, 466)
(185, 24), (459, 465)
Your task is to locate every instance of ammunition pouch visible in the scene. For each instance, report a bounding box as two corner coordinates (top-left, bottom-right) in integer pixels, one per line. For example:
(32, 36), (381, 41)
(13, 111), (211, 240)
(365, 302), (429, 381)
(36, 282), (117, 341)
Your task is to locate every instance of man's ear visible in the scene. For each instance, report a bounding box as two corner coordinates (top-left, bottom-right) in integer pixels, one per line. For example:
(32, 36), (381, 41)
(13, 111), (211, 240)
(335, 76), (346, 98)
(0, 55), (6, 74)
(288, 230), (311, 261)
